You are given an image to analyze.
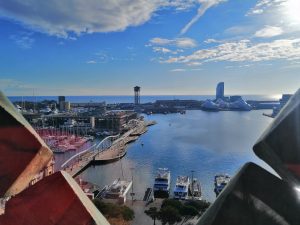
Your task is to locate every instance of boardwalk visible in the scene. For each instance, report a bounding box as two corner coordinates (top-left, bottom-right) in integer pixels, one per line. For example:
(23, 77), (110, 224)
(62, 120), (155, 177)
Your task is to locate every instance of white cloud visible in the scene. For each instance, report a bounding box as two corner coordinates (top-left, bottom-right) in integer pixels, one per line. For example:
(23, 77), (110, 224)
(255, 26), (283, 38)
(180, 0), (227, 34)
(153, 47), (172, 54)
(204, 38), (222, 43)
(150, 37), (197, 48)
(86, 60), (97, 64)
(9, 33), (35, 49)
(225, 64), (253, 69)
(247, 0), (285, 15)
(160, 0), (197, 11)
(152, 46), (184, 54)
(170, 68), (186, 72)
(0, 0), (198, 38)
(161, 38), (300, 65)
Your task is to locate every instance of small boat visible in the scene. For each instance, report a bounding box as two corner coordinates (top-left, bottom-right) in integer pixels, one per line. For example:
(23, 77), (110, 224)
(214, 174), (230, 196)
(188, 178), (202, 200)
(102, 178), (132, 204)
(173, 176), (190, 200)
(153, 168), (171, 198)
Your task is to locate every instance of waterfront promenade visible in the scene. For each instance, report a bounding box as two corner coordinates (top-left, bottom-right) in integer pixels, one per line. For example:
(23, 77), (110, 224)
(62, 120), (155, 177)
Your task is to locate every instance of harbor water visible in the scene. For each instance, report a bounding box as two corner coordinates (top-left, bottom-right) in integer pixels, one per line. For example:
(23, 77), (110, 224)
(80, 109), (274, 202)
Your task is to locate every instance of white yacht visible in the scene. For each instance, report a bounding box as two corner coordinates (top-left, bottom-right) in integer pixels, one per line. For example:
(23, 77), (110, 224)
(173, 175), (190, 200)
(188, 178), (202, 200)
(214, 174), (230, 196)
(153, 168), (171, 198)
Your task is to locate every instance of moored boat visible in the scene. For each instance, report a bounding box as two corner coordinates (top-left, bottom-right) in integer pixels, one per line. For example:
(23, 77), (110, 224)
(214, 174), (230, 196)
(153, 168), (171, 198)
(102, 178), (132, 204)
(188, 178), (202, 200)
(173, 175), (190, 200)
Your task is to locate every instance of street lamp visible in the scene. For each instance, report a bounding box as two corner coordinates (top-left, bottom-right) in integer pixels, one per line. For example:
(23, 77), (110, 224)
(130, 167), (135, 205)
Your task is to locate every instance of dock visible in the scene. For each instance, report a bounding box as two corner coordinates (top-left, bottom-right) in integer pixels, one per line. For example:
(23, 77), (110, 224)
(143, 188), (152, 202)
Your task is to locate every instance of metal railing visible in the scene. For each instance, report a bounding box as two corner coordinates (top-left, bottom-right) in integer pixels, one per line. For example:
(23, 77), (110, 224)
(61, 134), (120, 169)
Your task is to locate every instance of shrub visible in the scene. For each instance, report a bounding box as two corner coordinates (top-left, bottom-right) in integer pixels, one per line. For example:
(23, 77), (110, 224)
(184, 200), (211, 212)
(121, 206), (135, 221)
(93, 199), (134, 221)
(161, 199), (183, 211)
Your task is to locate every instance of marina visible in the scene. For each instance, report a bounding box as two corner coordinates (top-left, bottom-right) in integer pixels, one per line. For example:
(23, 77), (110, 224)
(80, 110), (273, 202)
(36, 128), (90, 153)
(59, 119), (155, 177)
(1, 1), (298, 223)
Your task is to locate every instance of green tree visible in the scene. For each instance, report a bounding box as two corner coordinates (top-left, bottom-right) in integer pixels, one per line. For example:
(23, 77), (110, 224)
(159, 206), (182, 225)
(145, 207), (159, 225)
(180, 205), (198, 223)
(184, 200), (211, 214)
(161, 199), (183, 211)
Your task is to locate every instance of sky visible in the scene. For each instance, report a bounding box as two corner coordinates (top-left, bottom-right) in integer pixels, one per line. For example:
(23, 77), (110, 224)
(0, 0), (300, 96)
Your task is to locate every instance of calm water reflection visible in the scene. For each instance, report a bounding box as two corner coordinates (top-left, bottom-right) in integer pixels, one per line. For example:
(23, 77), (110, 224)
(81, 110), (273, 201)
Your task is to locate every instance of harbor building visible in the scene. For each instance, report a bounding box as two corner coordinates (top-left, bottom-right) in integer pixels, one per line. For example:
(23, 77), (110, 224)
(271, 94), (293, 117)
(71, 102), (106, 115)
(95, 111), (138, 132)
(64, 101), (71, 111)
(229, 95), (242, 102)
(216, 82), (225, 100)
(58, 96), (66, 111)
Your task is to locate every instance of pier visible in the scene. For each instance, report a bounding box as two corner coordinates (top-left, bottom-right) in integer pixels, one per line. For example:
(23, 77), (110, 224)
(61, 120), (155, 177)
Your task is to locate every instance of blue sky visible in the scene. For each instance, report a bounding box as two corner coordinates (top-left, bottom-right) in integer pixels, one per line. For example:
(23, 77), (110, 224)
(0, 0), (299, 96)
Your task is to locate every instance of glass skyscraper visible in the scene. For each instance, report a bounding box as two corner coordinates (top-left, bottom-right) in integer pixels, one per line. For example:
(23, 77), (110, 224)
(216, 82), (225, 100)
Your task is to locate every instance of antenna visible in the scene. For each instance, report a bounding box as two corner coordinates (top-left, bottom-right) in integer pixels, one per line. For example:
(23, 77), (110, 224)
(33, 88), (36, 113)
(191, 170), (195, 200)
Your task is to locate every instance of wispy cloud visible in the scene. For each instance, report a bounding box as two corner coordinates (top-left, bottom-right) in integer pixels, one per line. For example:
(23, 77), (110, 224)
(160, 0), (197, 11)
(0, 79), (34, 95)
(0, 79), (28, 88)
(9, 32), (35, 49)
(180, 0), (227, 34)
(86, 60), (97, 64)
(247, 0), (286, 15)
(204, 38), (223, 44)
(225, 64), (253, 69)
(149, 37), (197, 48)
(161, 39), (300, 65)
(94, 51), (113, 63)
(170, 67), (203, 72)
(255, 26), (283, 38)
(153, 47), (172, 54)
(152, 46), (184, 54)
(170, 68), (186, 72)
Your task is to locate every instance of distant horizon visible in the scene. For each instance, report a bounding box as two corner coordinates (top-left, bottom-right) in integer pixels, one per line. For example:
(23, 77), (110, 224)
(7, 93), (284, 97)
(7, 93), (283, 104)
